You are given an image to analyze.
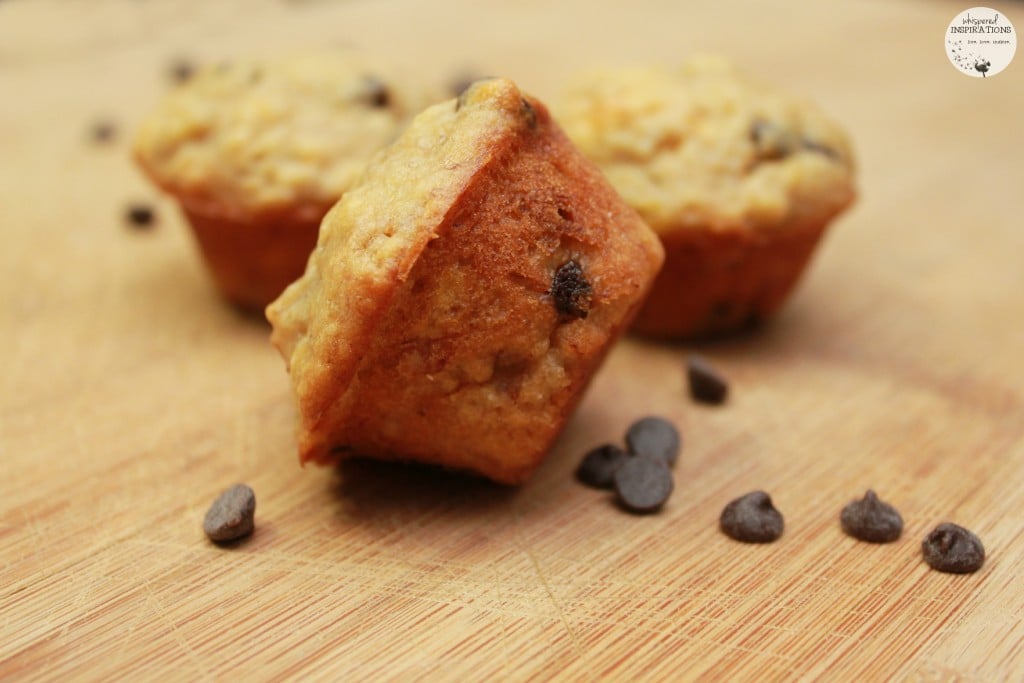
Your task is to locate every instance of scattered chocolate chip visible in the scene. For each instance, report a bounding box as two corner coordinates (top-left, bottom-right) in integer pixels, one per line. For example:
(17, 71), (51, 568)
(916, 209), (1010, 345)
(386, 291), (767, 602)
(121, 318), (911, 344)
(168, 58), (196, 84)
(922, 523), (985, 574)
(625, 416), (681, 467)
(89, 119), (117, 144)
(840, 490), (903, 543)
(520, 97), (537, 129)
(557, 206), (574, 222)
(720, 491), (784, 543)
(125, 202), (156, 229)
(687, 355), (728, 405)
(203, 484), (256, 542)
(613, 455), (673, 513)
(750, 118), (794, 161)
(576, 444), (627, 489)
(550, 260), (592, 320)
(362, 75), (390, 108)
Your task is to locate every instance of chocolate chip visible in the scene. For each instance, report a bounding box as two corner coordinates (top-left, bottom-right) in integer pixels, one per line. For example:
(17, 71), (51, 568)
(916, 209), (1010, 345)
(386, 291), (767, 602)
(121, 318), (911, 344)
(720, 491), (784, 543)
(168, 58), (196, 84)
(550, 260), (592, 320)
(687, 355), (728, 405)
(454, 77), (497, 111)
(613, 455), (673, 513)
(449, 72), (485, 97)
(802, 139), (840, 160)
(362, 75), (390, 108)
(576, 444), (627, 489)
(840, 490), (903, 543)
(520, 97), (537, 129)
(922, 523), (985, 574)
(89, 119), (117, 144)
(125, 202), (156, 229)
(625, 416), (681, 467)
(203, 484), (256, 543)
(750, 118), (795, 161)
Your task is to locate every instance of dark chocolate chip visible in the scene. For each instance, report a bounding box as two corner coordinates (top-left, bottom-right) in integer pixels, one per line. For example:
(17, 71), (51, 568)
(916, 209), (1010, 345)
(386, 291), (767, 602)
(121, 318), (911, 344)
(168, 58), (196, 84)
(750, 118), (794, 161)
(613, 455), (673, 513)
(625, 416), (681, 467)
(720, 491), (784, 543)
(576, 444), (627, 489)
(922, 523), (985, 574)
(89, 119), (117, 144)
(840, 490), (903, 543)
(125, 202), (156, 229)
(802, 138), (840, 160)
(550, 260), (592, 320)
(362, 75), (390, 108)
(687, 355), (729, 405)
(520, 97), (537, 129)
(449, 72), (486, 98)
(203, 484), (256, 542)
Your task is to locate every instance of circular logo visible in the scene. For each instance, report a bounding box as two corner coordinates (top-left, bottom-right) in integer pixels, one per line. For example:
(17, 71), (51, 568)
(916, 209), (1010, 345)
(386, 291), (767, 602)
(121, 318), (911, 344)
(946, 7), (1017, 78)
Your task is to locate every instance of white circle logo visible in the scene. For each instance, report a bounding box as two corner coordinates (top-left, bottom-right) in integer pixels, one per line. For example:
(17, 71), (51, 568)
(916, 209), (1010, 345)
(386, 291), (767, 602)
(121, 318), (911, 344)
(946, 7), (1016, 78)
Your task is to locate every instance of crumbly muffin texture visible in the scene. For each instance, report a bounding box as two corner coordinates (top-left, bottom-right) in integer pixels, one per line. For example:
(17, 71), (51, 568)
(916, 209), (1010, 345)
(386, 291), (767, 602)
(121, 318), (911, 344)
(268, 78), (664, 484)
(557, 56), (855, 234)
(134, 53), (437, 220)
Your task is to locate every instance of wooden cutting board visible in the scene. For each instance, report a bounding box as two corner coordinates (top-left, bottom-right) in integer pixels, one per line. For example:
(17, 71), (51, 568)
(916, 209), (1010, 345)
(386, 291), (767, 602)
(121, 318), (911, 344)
(3, 0), (1023, 679)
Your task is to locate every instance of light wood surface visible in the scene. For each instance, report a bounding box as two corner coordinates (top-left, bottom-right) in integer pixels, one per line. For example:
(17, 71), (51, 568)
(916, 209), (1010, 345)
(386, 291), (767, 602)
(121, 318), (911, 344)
(3, 0), (1024, 680)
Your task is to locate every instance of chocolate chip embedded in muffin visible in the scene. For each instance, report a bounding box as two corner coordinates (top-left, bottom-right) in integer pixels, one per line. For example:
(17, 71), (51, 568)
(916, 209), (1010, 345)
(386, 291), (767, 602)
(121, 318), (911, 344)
(520, 97), (537, 129)
(550, 260), (592, 320)
(750, 118), (799, 162)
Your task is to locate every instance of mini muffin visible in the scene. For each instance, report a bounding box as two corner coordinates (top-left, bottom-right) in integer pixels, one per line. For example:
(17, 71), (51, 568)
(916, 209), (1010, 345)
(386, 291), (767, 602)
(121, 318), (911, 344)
(133, 53), (438, 311)
(558, 57), (856, 339)
(267, 78), (664, 484)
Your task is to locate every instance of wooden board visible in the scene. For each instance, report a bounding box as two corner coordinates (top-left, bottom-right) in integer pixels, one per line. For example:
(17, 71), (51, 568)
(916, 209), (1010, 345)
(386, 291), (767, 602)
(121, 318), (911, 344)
(3, 0), (1024, 679)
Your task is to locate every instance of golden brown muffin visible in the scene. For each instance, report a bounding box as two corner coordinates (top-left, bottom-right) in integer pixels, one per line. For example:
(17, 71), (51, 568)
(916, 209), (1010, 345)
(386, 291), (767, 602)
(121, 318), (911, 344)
(133, 53), (438, 311)
(558, 57), (856, 339)
(267, 78), (664, 484)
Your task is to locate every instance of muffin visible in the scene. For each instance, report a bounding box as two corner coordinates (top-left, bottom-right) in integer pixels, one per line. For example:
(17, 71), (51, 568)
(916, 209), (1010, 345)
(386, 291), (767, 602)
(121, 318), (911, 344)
(133, 53), (438, 311)
(267, 78), (664, 484)
(558, 57), (856, 339)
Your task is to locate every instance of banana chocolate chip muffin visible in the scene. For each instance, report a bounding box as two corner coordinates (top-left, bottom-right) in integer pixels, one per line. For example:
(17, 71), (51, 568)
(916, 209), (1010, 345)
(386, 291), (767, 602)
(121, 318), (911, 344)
(134, 53), (438, 311)
(267, 78), (664, 484)
(558, 57), (856, 339)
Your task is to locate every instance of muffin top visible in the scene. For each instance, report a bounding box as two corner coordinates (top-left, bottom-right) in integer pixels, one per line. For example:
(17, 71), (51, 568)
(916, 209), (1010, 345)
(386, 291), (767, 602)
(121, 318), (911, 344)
(557, 57), (855, 233)
(133, 53), (439, 219)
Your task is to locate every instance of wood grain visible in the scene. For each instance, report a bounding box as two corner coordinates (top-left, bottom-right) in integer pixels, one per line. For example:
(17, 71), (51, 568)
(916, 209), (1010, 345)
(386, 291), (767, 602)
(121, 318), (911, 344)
(2, 0), (1024, 680)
